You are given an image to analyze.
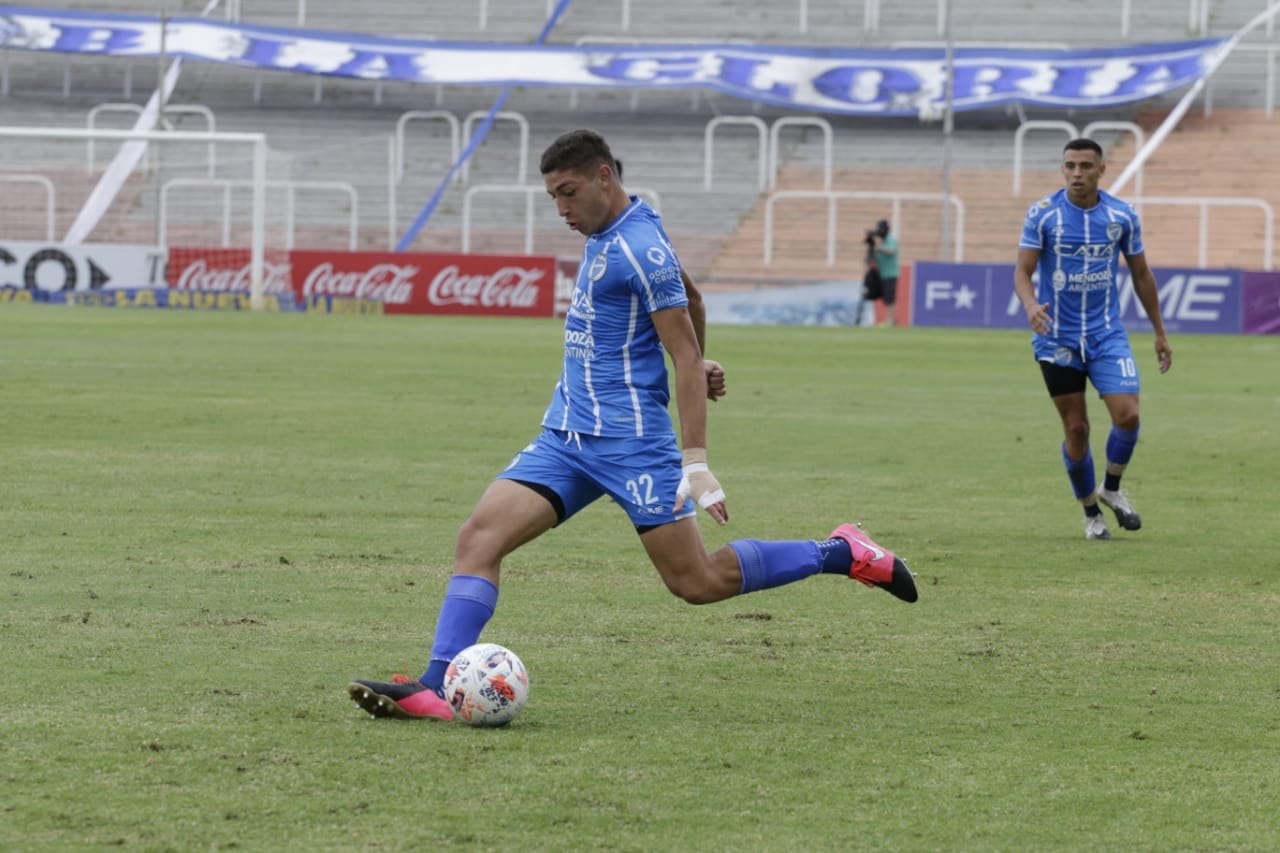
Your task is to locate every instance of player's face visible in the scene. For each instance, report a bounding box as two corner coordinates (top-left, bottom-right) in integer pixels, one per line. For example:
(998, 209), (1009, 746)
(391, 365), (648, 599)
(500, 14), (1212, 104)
(544, 163), (612, 235)
(1061, 149), (1105, 204)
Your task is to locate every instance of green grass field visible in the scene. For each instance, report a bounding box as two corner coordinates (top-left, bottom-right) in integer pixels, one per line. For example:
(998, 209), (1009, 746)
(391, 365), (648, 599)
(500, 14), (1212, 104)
(2, 305), (1277, 851)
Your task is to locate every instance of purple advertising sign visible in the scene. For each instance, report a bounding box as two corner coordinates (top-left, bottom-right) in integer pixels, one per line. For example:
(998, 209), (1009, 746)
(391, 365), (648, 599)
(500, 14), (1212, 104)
(1242, 272), (1280, 335)
(913, 262), (1243, 334)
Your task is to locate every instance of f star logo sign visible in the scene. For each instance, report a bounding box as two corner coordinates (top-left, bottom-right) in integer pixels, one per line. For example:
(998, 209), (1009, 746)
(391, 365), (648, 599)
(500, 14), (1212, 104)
(924, 280), (978, 310)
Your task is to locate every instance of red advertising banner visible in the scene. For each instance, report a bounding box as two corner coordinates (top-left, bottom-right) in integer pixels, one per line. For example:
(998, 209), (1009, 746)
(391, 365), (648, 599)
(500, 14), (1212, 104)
(166, 247), (294, 294)
(165, 247), (557, 318)
(290, 249), (556, 317)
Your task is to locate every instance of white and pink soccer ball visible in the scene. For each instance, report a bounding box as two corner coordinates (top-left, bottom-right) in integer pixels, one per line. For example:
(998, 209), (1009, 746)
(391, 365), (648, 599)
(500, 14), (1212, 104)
(443, 643), (530, 727)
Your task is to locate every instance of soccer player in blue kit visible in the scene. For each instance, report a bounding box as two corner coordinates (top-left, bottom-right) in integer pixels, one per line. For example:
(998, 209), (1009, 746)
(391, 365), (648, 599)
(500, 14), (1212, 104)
(348, 129), (917, 721)
(1014, 138), (1173, 541)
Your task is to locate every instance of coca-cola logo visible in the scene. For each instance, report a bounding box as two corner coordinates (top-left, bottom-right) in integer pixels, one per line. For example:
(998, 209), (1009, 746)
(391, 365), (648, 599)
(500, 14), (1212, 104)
(174, 258), (292, 293)
(427, 265), (544, 308)
(302, 262), (418, 304)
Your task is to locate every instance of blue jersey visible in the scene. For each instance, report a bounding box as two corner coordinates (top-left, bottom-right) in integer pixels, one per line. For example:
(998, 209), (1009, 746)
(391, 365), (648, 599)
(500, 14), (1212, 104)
(542, 197), (688, 438)
(1019, 188), (1144, 341)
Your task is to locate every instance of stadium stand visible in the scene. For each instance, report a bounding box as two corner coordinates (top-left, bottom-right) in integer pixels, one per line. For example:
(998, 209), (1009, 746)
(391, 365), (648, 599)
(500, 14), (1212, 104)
(3, 0), (1280, 285)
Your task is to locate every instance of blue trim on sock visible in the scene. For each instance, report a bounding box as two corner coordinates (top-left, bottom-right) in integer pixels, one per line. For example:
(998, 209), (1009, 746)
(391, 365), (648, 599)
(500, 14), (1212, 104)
(1106, 425), (1139, 466)
(421, 574), (498, 689)
(730, 539), (822, 594)
(1062, 443), (1097, 501)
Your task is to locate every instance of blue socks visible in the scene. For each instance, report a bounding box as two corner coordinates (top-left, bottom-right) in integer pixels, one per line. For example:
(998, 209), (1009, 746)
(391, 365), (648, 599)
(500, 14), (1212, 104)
(1106, 425), (1139, 467)
(1062, 443), (1097, 501)
(1104, 426), (1139, 491)
(421, 574), (498, 691)
(730, 538), (843, 595)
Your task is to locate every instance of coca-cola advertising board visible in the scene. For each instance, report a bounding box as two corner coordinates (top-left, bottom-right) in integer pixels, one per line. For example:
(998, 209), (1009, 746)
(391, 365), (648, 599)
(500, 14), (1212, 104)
(167, 247), (294, 294)
(289, 250), (556, 317)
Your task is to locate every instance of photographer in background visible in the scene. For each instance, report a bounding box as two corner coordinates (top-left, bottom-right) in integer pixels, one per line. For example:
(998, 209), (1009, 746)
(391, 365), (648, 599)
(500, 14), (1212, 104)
(868, 219), (899, 327)
(860, 226), (882, 326)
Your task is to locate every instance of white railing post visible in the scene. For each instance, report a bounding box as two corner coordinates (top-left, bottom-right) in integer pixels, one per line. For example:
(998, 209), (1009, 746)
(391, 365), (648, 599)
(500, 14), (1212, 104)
(1082, 120), (1146, 198)
(703, 116), (768, 192)
(768, 116), (833, 191)
(460, 111), (529, 186)
(0, 176), (57, 240)
(1012, 120), (1078, 195)
(394, 110), (460, 183)
(463, 184), (538, 254)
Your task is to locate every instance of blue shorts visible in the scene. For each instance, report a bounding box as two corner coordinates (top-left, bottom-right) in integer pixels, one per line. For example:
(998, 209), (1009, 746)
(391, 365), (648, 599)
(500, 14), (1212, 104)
(1033, 330), (1140, 397)
(497, 427), (698, 527)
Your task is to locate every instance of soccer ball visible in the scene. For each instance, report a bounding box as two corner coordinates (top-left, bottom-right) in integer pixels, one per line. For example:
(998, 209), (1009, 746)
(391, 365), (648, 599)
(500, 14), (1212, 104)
(443, 643), (530, 727)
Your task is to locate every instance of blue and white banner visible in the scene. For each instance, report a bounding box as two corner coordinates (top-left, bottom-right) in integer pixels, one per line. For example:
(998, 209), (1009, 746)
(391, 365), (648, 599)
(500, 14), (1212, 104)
(913, 261), (1243, 334)
(0, 6), (1230, 116)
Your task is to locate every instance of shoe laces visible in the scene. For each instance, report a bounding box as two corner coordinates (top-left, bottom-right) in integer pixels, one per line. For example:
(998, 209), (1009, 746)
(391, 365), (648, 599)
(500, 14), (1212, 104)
(391, 661), (416, 685)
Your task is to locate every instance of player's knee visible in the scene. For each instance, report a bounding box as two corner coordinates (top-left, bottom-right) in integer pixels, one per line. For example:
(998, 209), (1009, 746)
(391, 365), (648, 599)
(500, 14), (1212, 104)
(658, 566), (732, 605)
(1114, 411), (1139, 431)
(455, 514), (501, 567)
(667, 582), (721, 606)
(1063, 419), (1090, 444)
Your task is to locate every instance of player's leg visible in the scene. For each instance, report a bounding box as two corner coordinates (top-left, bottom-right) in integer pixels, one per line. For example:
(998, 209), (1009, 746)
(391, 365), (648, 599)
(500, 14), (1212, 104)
(637, 516), (917, 604)
(348, 479), (560, 721)
(1039, 358), (1108, 538)
(586, 430), (915, 602)
(349, 430), (596, 720)
(1090, 337), (1144, 530)
(418, 478), (560, 686)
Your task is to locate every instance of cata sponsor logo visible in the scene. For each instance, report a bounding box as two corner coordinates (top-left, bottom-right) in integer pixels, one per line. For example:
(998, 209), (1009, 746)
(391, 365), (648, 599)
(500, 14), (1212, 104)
(302, 261), (417, 303)
(427, 264), (544, 308)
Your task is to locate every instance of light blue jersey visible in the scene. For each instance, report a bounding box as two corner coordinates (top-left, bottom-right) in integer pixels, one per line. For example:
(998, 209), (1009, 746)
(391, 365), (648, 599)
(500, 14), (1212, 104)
(542, 197), (688, 438)
(1019, 188), (1144, 341)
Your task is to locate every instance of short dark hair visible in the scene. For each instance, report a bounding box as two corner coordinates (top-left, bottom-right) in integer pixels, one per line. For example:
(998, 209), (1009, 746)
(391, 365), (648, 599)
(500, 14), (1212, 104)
(613, 158), (624, 180)
(540, 129), (617, 176)
(1064, 138), (1104, 158)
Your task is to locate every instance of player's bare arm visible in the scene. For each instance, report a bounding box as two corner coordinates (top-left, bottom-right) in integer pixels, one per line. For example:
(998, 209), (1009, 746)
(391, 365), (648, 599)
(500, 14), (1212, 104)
(1014, 247), (1051, 335)
(1125, 252), (1173, 374)
(680, 267), (727, 402)
(651, 304), (727, 525)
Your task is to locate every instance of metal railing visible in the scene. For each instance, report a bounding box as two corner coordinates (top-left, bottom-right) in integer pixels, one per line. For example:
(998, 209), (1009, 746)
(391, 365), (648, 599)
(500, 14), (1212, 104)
(393, 110), (460, 183)
(703, 116), (768, 192)
(705, 115), (835, 193)
(461, 184), (661, 254)
(1132, 196), (1275, 270)
(159, 178), (358, 251)
(1204, 44), (1280, 119)
(86, 103), (218, 176)
(0, 175), (56, 241)
(763, 190), (966, 265)
(1012, 120), (1146, 196)
(459, 111), (530, 187)
(767, 116), (832, 191)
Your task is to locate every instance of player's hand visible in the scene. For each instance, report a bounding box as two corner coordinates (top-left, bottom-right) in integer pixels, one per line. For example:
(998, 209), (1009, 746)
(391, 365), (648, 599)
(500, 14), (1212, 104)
(1024, 301), (1051, 335)
(676, 448), (728, 525)
(1154, 335), (1173, 374)
(704, 359), (726, 402)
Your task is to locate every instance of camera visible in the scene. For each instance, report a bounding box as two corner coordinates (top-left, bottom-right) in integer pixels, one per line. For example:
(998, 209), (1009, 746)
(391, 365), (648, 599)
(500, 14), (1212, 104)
(864, 229), (878, 245)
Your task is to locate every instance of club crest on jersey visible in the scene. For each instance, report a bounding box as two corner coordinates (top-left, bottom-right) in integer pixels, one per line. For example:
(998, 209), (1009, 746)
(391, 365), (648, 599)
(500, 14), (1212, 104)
(588, 252), (608, 282)
(646, 246), (667, 266)
(1106, 222), (1124, 242)
(1052, 269), (1067, 291)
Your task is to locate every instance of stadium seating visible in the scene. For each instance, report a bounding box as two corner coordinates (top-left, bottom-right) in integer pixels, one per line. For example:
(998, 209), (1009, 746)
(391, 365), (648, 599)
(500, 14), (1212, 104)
(3, 0), (1279, 282)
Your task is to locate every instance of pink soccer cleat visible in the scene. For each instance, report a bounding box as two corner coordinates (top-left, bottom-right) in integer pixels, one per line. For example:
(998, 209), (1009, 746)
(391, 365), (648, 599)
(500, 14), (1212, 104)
(828, 523), (918, 603)
(348, 678), (454, 721)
